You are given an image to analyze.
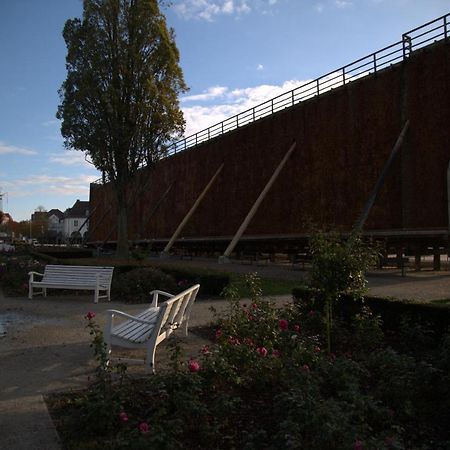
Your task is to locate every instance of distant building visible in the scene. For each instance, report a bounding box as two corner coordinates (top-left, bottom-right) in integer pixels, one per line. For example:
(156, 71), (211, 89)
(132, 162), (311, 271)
(46, 209), (64, 242)
(63, 200), (89, 241)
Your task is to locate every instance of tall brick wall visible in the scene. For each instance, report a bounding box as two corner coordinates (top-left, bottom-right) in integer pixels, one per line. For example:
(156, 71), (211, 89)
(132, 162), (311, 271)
(89, 41), (450, 243)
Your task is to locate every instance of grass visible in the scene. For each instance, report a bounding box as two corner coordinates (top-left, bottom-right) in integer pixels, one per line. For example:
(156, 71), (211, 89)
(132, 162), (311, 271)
(229, 274), (303, 297)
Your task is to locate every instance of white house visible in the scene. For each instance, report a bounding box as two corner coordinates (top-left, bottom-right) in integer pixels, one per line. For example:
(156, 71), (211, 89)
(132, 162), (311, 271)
(63, 200), (89, 241)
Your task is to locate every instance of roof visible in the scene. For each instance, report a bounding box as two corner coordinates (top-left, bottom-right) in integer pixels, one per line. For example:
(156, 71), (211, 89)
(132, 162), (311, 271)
(65, 200), (89, 218)
(47, 209), (64, 219)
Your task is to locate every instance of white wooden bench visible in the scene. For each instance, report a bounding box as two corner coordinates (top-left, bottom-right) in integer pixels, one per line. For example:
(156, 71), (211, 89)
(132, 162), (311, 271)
(28, 265), (114, 303)
(104, 284), (200, 372)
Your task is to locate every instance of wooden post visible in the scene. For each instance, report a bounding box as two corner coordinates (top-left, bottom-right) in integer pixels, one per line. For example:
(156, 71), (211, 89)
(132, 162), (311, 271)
(160, 163), (224, 257)
(433, 249), (441, 271)
(140, 181), (174, 238)
(219, 141), (297, 263)
(354, 121), (409, 232)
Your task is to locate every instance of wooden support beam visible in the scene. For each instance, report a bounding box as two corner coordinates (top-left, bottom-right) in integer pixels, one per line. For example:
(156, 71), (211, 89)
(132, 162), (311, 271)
(354, 121), (409, 232)
(160, 163), (224, 257)
(140, 181), (175, 239)
(219, 141), (297, 263)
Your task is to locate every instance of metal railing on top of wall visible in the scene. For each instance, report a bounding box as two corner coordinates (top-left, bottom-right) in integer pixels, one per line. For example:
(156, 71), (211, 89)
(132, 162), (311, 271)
(167, 12), (449, 156)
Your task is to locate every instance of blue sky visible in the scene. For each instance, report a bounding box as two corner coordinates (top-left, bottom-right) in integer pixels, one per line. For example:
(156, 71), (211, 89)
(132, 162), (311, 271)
(0, 0), (448, 221)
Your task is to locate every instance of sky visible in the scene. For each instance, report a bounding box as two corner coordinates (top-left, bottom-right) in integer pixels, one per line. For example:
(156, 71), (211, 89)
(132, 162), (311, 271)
(0, 0), (448, 222)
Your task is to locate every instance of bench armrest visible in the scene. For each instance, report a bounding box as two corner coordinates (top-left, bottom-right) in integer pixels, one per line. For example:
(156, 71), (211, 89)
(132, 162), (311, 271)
(106, 309), (157, 326)
(28, 271), (44, 281)
(149, 290), (174, 307)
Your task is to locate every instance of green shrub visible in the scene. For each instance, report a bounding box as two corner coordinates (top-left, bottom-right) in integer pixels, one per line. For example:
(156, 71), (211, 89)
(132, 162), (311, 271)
(0, 254), (44, 296)
(112, 267), (177, 303)
(159, 267), (230, 297)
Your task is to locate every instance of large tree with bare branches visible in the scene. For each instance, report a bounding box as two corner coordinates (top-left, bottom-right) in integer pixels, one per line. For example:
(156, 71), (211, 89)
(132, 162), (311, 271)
(57, 0), (187, 256)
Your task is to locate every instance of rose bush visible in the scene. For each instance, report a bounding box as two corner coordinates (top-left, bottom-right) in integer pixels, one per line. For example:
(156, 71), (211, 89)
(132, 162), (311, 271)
(49, 274), (450, 449)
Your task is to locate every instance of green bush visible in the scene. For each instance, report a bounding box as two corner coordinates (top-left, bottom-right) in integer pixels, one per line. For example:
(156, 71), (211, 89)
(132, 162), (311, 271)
(292, 288), (450, 341)
(112, 267), (178, 303)
(0, 253), (45, 296)
(159, 267), (230, 297)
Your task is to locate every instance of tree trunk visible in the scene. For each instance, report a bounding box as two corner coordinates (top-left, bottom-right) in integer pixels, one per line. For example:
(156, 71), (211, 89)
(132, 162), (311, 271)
(116, 191), (129, 258)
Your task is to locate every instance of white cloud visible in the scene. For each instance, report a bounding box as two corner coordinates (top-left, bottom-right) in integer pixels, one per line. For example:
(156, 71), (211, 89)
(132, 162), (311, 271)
(256, 63), (264, 71)
(182, 86), (228, 102)
(48, 151), (93, 168)
(174, 0), (280, 21)
(181, 78), (313, 136)
(335, 0), (352, 8)
(315, 3), (324, 13)
(0, 141), (37, 156)
(8, 174), (98, 197)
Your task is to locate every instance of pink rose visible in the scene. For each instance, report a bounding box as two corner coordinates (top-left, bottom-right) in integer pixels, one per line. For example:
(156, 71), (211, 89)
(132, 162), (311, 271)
(293, 324), (300, 332)
(279, 319), (289, 331)
(301, 364), (310, 373)
(119, 412), (129, 423)
(243, 338), (255, 347)
(138, 422), (150, 434)
(201, 345), (211, 355)
(85, 311), (96, 320)
(252, 303), (258, 309)
(272, 349), (281, 358)
(256, 347), (268, 357)
(354, 439), (363, 450)
(215, 329), (222, 339)
(188, 360), (200, 373)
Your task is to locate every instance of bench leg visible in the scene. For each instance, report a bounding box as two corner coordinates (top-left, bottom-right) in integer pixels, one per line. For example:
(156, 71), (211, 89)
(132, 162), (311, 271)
(28, 283), (33, 300)
(146, 345), (157, 374)
(94, 289), (99, 304)
(43, 288), (47, 297)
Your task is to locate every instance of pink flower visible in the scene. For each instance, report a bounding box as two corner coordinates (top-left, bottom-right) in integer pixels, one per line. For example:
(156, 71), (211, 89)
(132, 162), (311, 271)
(272, 349), (281, 358)
(243, 338), (255, 347)
(119, 412), (129, 423)
(314, 346), (321, 353)
(279, 319), (289, 331)
(293, 324), (300, 332)
(256, 347), (268, 357)
(138, 422), (150, 434)
(85, 311), (96, 320)
(201, 345), (211, 355)
(354, 439), (363, 450)
(215, 329), (222, 339)
(252, 303), (258, 309)
(301, 364), (310, 373)
(229, 337), (241, 346)
(188, 360), (200, 373)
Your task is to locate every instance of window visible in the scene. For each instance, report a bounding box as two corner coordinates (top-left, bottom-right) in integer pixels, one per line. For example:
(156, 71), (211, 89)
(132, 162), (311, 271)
(74, 220), (78, 227)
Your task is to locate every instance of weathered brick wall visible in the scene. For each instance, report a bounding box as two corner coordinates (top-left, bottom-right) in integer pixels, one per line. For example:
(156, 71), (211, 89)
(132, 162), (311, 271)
(89, 41), (450, 243)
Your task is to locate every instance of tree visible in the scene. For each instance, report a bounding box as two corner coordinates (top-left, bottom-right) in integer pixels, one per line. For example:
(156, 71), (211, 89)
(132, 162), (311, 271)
(57, 0), (187, 257)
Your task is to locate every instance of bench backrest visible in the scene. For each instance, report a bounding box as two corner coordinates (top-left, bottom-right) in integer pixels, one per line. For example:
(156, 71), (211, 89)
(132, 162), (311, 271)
(43, 265), (114, 287)
(158, 284), (200, 332)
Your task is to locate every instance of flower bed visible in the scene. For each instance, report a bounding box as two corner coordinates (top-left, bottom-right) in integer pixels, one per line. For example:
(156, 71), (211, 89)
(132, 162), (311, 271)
(47, 274), (450, 449)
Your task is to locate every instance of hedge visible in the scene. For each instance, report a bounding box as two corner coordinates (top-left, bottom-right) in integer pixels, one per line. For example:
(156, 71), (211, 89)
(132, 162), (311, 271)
(292, 286), (450, 338)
